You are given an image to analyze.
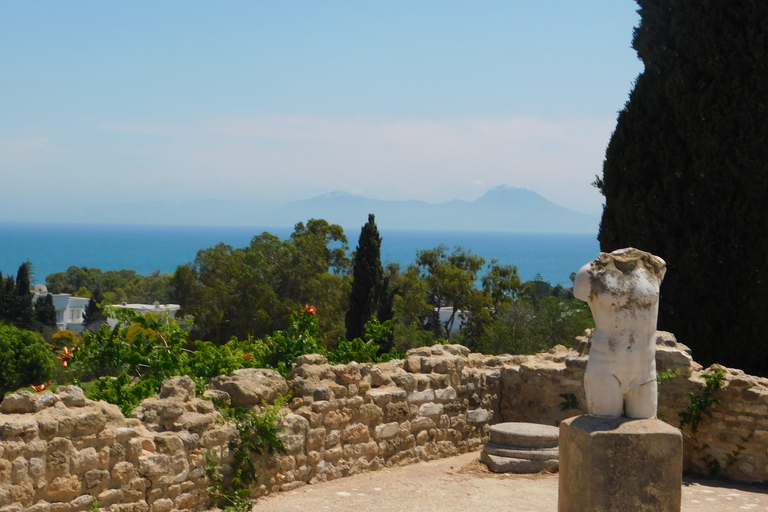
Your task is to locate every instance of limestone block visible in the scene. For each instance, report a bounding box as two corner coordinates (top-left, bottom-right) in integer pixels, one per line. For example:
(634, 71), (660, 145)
(27, 501), (51, 512)
(2, 418), (39, 439)
(45, 475), (80, 502)
(68, 494), (95, 510)
(407, 389), (434, 404)
(418, 403), (443, 417)
(366, 388), (407, 407)
(149, 498), (172, 512)
(480, 452), (558, 473)
(410, 417), (435, 431)
(0, 391), (59, 414)
(434, 387), (457, 402)
(332, 363), (362, 383)
(375, 422), (400, 439)
(342, 423), (370, 443)
(404, 356), (421, 373)
(559, 415), (682, 512)
(208, 368), (289, 407)
(467, 409), (490, 423)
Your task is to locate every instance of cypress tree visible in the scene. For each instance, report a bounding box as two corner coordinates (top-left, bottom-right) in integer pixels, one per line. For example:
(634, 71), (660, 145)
(11, 263), (34, 330)
(596, 0), (768, 375)
(0, 272), (6, 323)
(346, 214), (385, 341)
(83, 288), (105, 330)
(34, 294), (57, 328)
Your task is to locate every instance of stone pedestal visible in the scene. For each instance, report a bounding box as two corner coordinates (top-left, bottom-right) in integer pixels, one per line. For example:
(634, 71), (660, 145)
(558, 415), (682, 512)
(481, 422), (559, 473)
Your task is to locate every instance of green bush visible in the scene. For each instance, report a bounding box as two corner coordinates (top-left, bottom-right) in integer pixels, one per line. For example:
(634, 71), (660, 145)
(0, 324), (56, 394)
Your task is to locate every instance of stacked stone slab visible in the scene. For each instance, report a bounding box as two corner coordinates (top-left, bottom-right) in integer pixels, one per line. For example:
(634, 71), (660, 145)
(480, 422), (559, 473)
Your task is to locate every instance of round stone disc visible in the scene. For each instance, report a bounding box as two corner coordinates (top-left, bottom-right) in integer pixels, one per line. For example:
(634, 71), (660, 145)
(488, 422), (559, 449)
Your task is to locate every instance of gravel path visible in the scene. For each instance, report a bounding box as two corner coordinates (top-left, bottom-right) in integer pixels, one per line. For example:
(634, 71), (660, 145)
(252, 451), (768, 512)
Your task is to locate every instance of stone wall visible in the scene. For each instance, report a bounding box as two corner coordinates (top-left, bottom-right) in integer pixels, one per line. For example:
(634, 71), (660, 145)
(500, 331), (768, 482)
(0, 344), (500, 511)
(1, 335), (768, 511)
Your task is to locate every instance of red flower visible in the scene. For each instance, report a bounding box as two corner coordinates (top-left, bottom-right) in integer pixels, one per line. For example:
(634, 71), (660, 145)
(243, 353), (253, 360)
(304, 304), (317, 315)
(57, 346), (76, 367)
(31, 380), (52, 392)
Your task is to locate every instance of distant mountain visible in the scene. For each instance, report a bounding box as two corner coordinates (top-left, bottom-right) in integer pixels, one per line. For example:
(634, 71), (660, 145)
(260, 186), (599, 233)
(16, 186), (598, 232)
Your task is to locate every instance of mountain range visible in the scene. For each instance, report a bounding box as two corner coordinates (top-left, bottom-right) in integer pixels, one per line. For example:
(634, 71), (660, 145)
(16, 186), (599, 233)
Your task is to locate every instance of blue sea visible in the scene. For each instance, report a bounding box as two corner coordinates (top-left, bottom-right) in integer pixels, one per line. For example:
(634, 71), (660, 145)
(0, 222), (599, 287)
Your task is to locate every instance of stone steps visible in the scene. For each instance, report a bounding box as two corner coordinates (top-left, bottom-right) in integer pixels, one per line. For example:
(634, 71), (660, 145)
(481, 422), (560, 473)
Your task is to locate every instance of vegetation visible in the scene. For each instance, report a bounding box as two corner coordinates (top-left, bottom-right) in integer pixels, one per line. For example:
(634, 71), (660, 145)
(206, 400), (287, 512)
(170, 219), (351, 344)
(594, 0), (768, 376)
(46, 267), (172, 305)
(0, 324), (56, 395)
(679, 366), (747, 477)
(345, 214), (392, 342)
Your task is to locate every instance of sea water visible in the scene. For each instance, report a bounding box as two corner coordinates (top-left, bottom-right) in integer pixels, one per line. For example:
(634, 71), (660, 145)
(0, 222), (599, 287)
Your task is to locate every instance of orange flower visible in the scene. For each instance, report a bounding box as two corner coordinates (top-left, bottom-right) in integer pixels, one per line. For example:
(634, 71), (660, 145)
(57, 346), (76, 367)
(31, 380), (52, 392)
(243, 353), (253, 360)
(304, 304), (317, 315)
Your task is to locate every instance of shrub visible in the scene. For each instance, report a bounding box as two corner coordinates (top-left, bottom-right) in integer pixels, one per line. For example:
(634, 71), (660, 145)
(0, 324), (56, 394)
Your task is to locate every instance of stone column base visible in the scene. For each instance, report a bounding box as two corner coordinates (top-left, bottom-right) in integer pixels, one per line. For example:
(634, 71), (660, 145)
(558, 415), (682, 512)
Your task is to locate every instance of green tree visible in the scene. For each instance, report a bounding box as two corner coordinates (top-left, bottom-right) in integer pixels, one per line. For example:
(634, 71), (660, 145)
(0, 325), (56, 395)
(83, 288), (105, 330)
(594, 0), (768, 375)
(346, 214), (388, 341)
(34, 294), (57, 328)
(416, 245), (486, 340)
(171, 219), (350, 344)
(10, 262), (34, 330)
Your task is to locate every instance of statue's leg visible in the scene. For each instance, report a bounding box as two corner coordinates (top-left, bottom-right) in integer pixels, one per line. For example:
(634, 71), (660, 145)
(624, 379), (658, 419)
(584, 363), (623, 417)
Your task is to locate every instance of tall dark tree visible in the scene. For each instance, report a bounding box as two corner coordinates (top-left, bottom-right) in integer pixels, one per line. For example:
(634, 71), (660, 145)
(595, 1), (768, 375)
(0, 272), (7, 322)
(346, 214), (387, 341)
(10, 263), (34, 330)
(34, 294), (57, 328)
(83, 288), (105, 330)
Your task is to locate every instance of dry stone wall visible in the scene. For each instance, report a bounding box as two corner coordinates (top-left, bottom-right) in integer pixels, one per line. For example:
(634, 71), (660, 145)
(501, 330), (768, 483)
(1, 335), (768, 511)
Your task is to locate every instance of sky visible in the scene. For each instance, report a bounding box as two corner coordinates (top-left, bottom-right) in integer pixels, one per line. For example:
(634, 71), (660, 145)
(0, 1), (642, 219)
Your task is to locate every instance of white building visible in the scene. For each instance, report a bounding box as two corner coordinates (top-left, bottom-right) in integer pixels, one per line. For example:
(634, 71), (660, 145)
(106, 302), (181, 328)
(32, 286), (90, 333)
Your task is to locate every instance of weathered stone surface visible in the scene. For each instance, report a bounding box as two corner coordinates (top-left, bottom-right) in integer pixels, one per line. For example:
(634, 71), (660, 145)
(467, 409), (490, 423)
(482, 443), (559, 461)
(559, 415), (682, 512)
(573, 248), (666, 419)
(488, 422), (559, 449)
(209, 368), (289, 407)
(480, 452), (557, 473)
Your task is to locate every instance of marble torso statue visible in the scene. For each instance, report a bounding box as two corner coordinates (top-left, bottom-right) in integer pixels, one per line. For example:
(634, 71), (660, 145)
(573, 248), (666, 419)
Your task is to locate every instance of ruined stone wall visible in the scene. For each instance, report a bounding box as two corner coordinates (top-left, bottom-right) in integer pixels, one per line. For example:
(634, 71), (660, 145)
(500, 331), (768, 483)
(0, 344), (501, 511)
(2, 335), (768, 511)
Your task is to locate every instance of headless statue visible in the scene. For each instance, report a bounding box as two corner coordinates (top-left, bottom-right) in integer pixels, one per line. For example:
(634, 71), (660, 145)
(573, 248), (666, 419)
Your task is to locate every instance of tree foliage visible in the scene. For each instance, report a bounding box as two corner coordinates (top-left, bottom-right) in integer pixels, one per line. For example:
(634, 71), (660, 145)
(170, 219), (350, 344)
(595, 0), (768, 375)
(0, 324), (56, 395)
(46, 267), (172, 305)
(346, 214), (391, 342)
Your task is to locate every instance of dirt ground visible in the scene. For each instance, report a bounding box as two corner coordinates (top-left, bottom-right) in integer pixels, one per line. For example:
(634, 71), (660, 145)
(251, 451), (768, 512)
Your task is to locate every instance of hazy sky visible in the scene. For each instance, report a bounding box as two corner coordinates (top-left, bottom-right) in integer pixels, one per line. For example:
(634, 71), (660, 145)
(0, 1), (642, 217)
